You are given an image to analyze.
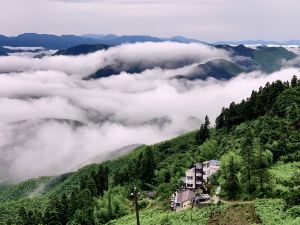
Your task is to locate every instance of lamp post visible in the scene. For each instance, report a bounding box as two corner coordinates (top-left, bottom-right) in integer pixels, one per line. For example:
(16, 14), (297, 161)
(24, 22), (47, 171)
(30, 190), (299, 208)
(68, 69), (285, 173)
(131, 186), (140, 225)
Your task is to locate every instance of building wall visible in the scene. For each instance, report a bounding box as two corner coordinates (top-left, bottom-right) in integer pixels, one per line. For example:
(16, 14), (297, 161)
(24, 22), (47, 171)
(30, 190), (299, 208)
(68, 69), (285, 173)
(185, 170), (195, 189)
(182, 200), (192, 209)
(185, 161), (220, 189)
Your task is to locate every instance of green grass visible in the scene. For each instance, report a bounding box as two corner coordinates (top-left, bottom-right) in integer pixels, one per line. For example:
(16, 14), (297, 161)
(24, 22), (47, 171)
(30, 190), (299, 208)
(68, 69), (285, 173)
(108, 204), (227, 225)
(254, 199), (300, 225)
(269, 162), (300, 185)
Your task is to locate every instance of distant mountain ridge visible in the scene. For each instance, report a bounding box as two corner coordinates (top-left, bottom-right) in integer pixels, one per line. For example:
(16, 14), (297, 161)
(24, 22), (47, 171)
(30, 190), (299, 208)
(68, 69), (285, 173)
(1, 33), (300, 50)
(86, 44), (296, 80)
(54, 44), (110, 56)
(0, 33), (205, 50)
(83, 34), (205, 44)
(214, 40), (300, 45)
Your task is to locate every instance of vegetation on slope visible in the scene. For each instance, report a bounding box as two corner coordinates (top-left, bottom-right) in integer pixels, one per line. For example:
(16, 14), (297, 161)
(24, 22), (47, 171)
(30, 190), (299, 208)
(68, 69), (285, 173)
(0, 76), (299, 225)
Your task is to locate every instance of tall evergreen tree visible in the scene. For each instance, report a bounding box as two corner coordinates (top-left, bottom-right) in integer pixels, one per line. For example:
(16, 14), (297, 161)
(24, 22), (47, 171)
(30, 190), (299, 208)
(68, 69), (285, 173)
(223, 155), (240, 199)
(60, 193), (69, 225)
(16, 207), (30, 225)
(291, 75), (298, 87)
(68, 187), (81, 220)
(43, 207), (62, 225)
(95, 165), (109, 196)
(195, 115), (210, 145)
(240, 127), (256, 197)
(139, 146), (156, 188)
(86, 176), (97, 196)
(254, 144), (271, 195)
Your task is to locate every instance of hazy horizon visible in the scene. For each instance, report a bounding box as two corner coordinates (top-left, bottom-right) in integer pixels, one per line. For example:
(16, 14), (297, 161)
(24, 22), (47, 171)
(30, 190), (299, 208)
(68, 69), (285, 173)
(1, 0), (300, 42)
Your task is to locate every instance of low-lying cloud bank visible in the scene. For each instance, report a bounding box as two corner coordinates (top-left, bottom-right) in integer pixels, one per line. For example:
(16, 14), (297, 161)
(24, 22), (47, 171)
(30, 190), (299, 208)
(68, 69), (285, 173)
(0, 42), (298, 183)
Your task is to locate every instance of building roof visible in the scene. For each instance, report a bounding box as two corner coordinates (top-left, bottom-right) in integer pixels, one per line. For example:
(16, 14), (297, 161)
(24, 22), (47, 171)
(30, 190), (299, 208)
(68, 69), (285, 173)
(210, 160), (220, 166)
(175, 190), (194, 203)
(193, 160), (220, 168)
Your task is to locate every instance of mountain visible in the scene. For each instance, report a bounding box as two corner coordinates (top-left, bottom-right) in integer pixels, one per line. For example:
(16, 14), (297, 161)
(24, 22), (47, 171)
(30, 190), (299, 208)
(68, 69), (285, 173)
(53, 44), (110, 56)
(252, 45), (296, 72)
(0, 33), (107, 49)
(1, 76), (299, 225)
(175, 59), (244, 80)
(0, 33), (205, 50)
(82, 34), (205, 45)
(215, 39), (300, 45)
(86, 44), (296, 80)
(164, 35), (205, 43)
(0, 47), (8, 56)
(215, 44), (297, 73)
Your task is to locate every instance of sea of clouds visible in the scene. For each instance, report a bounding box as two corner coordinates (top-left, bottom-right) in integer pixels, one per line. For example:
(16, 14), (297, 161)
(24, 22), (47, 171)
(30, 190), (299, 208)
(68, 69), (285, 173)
(0, 42), (298, 183)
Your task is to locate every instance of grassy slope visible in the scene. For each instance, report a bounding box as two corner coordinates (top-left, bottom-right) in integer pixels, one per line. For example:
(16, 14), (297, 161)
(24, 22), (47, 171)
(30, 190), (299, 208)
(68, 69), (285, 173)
(254, 199), (300, 225)
(109, 204), (227, 225)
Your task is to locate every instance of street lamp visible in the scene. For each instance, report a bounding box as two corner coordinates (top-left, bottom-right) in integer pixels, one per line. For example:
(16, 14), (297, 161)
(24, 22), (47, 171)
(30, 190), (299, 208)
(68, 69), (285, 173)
(131, 186), (140, 225)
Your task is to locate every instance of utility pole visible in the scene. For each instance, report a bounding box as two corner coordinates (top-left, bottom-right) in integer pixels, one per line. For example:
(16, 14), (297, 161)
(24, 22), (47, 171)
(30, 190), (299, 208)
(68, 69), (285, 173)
(131, 186), (140, 225)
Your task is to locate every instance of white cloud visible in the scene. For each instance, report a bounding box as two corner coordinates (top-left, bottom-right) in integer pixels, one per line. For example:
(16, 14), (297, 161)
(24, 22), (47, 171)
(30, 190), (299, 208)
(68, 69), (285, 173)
(0, 42), (298, 183)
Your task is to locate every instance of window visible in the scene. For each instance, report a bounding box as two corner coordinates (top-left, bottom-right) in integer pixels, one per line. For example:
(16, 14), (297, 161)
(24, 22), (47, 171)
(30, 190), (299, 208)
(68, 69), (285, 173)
(187, 184), (193, 188)
(187, 176), (193, 180)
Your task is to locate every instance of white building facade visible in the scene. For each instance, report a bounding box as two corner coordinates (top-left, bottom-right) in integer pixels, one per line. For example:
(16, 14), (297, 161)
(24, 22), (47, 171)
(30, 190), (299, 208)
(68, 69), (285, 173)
(184, 160), (220, 189)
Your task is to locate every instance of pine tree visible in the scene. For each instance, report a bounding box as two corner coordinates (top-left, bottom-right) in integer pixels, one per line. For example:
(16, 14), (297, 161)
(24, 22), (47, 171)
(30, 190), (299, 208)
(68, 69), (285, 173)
(17, 206), (30, 225)
(240, 127), (256, 197)
(291, 75), (298, 87)
(86, 176), (97, 196)
(60, 193), (69, 225)
(43, 207), (62, 225)
(216, 108), (225, 129)
(195, 115), (210, 145)
(223, 155), (240, 199)
(68, 187), (81, 220)
(95, 165), (109, 196)
(254, 144), (271, 196)
(107, 191), (114, 220)
(140, 146), (156, 188)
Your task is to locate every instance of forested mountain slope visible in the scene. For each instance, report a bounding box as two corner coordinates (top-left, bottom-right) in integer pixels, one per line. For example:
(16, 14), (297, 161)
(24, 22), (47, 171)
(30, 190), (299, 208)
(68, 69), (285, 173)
(0, 76), (299, 225)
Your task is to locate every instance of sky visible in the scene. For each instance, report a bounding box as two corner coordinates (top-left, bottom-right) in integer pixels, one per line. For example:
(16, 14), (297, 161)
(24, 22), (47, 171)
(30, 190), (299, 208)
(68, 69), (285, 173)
(0, 0), (299, 41)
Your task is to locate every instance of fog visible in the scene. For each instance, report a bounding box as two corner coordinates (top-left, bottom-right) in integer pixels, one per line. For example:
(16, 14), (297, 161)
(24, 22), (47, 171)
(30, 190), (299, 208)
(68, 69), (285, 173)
(0, 42), (298, 183)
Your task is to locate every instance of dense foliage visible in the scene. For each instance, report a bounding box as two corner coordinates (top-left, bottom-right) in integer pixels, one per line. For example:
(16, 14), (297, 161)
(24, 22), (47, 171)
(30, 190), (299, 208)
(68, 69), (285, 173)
(0, 76), (299, 224)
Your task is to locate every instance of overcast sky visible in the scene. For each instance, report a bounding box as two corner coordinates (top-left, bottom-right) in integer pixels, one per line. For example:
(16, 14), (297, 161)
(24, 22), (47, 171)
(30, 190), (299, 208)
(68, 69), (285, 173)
(0, 0), (299, 42)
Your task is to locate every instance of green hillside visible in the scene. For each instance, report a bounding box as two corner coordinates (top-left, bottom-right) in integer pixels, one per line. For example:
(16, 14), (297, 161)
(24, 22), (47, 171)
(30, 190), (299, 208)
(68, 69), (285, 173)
(54, 44), (110, 56)
(0, 76), (299, 225)
(184, 59), (244, 80)
(253, 46), (296, 73)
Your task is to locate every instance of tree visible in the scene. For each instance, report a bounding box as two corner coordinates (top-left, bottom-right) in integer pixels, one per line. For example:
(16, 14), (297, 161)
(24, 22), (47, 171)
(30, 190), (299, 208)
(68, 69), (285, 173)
(216, 108), (225, 129)
(139, 146), (156, 188)
(86, 176), (97, 196)
(68, 187), (81, 219)
(240, 127), (256, 197)
(43, 207), (62, 225)
(95, 165), (109, 196)
(60, 193), (69, 225)
(254, 145), (272, 196)
(220, 151), (241, 200)
(223, 155), (240, 199)
(195, 115), (210, 145)
(16, 207), (31, 225)
(291, 75), (298, 87)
